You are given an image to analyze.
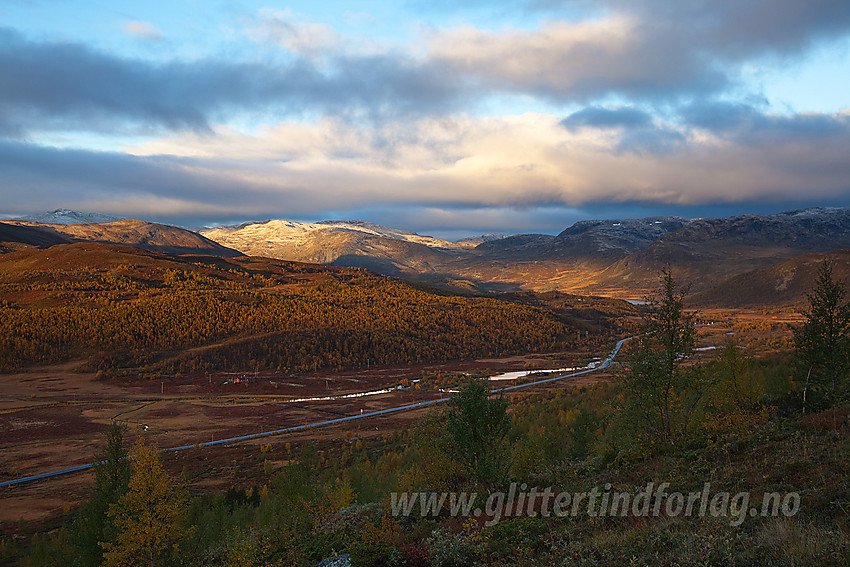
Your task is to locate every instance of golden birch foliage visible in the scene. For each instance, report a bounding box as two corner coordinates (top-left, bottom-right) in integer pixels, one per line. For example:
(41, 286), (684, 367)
(101, 437), (188, 567)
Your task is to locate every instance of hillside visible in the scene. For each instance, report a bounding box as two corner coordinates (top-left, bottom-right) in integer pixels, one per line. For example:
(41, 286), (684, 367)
(202, 220), (465, 276)
(692, 249), (850, 308)
(552, 216), (691, 259)
(9, 207), (850, 303)
(201, 219), (476, 252)
(200, 216), (696, 293)
(449, 207), (850, 298)
(585, 207), (850, 296)
(0, 222), (72, 252)
(2, 219), (241, 257)
(199, 219), (492, 277)
(446, 217), (691, 294)
(201, 209), (850, 300)
(470, 216), (689, 261)
(0, 243), (628, 374)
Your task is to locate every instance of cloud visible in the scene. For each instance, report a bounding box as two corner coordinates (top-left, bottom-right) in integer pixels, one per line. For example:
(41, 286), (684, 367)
(602, 0), (850, 58)
(122, 21), (164, 41)
(560, 106), (688, 156)
(3, 0), (850, 139)
(3, 107), (848, 225)
(3, 3), (850, 234)
(0, 27), (467, 137)
(382, 205), (588, 236)
(615, 128), (688, 157)
(426, 18), (728, 101)
(680, 101), (850, 143)
(0, 28), (209, 135)
(562, 106), (653, 130)
(248, 9), (350, 58)
(679, 101), (765, 132)
(419, 0), (850, 104)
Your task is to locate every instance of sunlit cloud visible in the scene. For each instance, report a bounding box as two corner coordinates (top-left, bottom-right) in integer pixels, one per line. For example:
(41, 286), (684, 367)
(121, 20), (164, 41)
(4, 108), (841, 217)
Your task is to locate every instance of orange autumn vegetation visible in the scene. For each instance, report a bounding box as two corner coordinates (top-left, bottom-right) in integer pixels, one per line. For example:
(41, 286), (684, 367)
(0, 243), (630, 375)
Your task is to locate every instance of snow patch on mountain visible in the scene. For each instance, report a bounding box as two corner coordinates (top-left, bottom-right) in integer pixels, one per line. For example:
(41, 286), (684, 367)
(203, 219), (477, 251)
(15, 209), (124, 225)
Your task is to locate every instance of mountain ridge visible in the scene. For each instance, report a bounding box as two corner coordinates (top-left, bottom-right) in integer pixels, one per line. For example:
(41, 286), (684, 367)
(6, 207), (850, 305)
(691, 248), (850, 308)
(15, 208), (125, 225)
(202, 218), (479, 252)
(584, 207), (850, 295)
(2, 219), (241, 258)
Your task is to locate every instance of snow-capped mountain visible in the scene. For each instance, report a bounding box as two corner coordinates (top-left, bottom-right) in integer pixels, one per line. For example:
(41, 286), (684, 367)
(16, 209), (124, 225)
(7, 206), (850, 300)
(202, 219), (477, 254)
(200, 219), (484, 275)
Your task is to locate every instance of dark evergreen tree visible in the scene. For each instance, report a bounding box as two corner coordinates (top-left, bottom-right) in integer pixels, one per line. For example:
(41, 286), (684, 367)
(623, 269), (702, 447)
(794, 260), (850, 410)
(444, 377), (510, 491)
(67, 422), (131, 567)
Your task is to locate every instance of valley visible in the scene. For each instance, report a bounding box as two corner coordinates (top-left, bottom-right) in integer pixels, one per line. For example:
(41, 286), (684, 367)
(0, 207), (847, 565)
(0, 308), (777, 529)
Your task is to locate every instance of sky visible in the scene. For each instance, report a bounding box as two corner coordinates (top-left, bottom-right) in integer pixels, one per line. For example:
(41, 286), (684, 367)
(1, 0), (849, 239)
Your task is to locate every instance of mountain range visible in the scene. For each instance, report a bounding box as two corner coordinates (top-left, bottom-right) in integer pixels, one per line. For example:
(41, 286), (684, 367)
(4, 207), (850, 306)
(0, 218), (238, 257)
(200, 219), (478, 276)
(198, 208), (850, 301)
(15, 208), (126, 225)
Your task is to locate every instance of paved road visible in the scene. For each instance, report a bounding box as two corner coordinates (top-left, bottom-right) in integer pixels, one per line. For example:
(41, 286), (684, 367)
(0, 336), (632, 488)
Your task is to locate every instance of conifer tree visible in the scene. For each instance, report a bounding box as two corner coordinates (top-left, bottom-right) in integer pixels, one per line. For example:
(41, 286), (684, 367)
(623, 269), (701, 447)
(67, 422), (130, 567)
(794, 259), (850, 409)
(444, 377), (510, 491)
(101, 435), (188, 567)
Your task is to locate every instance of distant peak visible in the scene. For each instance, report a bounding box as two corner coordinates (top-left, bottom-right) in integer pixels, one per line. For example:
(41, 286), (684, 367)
(17, 209), (125, 225)
(316, 219), (368, 225)
(457, 233), (511, 243)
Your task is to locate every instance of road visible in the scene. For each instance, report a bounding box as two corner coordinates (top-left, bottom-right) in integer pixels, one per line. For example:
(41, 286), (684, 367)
(0, 336), (632, 488)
